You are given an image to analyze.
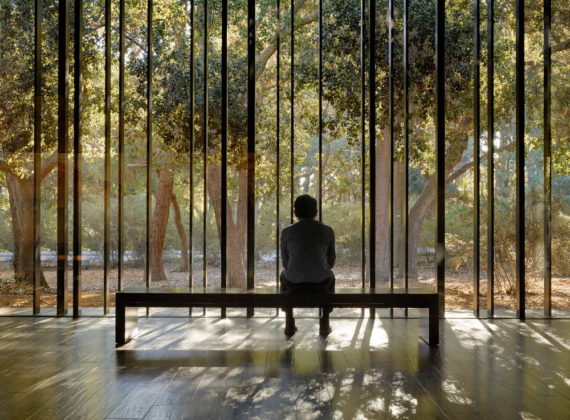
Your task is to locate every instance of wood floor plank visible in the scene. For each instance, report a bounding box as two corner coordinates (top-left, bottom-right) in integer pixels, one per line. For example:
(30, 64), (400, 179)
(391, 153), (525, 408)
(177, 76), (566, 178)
(0, 316), (567, 419)
(142, 405), (181, 420)
(106, 368), (178, 419)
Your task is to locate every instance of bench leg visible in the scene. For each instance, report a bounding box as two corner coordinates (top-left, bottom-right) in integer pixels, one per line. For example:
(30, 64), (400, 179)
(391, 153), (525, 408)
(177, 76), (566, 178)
(319, 309), (332, 337)
(285, 308), (294, 327)
(116, 302), (139, 346)
(428, 304), (439, 346)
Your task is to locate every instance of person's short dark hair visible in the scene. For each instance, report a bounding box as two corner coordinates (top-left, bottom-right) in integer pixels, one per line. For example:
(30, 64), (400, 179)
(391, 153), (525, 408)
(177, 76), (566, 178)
(294, 194), (318, 220)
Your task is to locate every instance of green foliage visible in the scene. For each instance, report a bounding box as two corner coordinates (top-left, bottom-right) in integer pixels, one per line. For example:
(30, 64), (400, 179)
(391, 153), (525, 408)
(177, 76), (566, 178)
(0, 0), (568, 291)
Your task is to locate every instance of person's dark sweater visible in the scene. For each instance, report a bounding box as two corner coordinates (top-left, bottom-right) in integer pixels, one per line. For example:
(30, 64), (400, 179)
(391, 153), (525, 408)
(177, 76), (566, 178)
(280, 218), (335, 284)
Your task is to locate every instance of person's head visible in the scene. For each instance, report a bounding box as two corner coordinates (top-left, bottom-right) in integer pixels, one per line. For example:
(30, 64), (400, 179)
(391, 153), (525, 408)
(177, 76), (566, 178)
(294, 194), (318, 220)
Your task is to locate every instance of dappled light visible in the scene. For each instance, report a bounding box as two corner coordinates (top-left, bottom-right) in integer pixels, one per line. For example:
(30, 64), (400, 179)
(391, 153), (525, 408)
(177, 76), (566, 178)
(0, 316), (569, 417)
(0, 0), (567, 317)
(0, 0), (569, 417)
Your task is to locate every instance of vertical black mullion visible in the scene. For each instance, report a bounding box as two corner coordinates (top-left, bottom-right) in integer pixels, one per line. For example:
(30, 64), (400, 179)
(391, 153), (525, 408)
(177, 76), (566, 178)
(276, 0), (281, 286)
(289, 0), (294, 224)
(203, 0), (208, 295)
(144, 0), (153, 320)
(247, 0), (256, 312)
(472, 0), (480, 318)
(189, 2), (194, 274)
(368, 0), (376, 291)
(318, 0), (323, 221)
(57, 0), (70, 316)
(543, 0), (552, 318)
(388, 0), (394, 305)
(189, 0), (195, 316)
(33, 0), (42, 315)
(103, 0), (111, 315)
(360, 0), (366, 287)
(72, 0), (83, 318)
(146, 0), (153, 296)
(515, 0), (525, 320)
(403, 0), (409, 311)
(486, 0), (494, 317)
(221, 0), (228, 318)
(435, 0), (445, 317)
(118, 0), (125, 291)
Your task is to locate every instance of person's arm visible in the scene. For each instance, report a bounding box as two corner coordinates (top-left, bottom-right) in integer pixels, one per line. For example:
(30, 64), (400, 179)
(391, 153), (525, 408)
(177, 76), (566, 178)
(327, 229), (336, 269)
(281, 229), (289, 269)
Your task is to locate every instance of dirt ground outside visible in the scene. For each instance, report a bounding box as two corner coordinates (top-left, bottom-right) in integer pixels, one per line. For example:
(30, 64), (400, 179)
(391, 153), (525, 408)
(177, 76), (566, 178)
(1, 262), (568, 311)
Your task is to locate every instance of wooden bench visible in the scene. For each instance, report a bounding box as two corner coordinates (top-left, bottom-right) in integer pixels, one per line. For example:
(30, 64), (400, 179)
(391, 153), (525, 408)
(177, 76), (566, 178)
(116, 287), (440, 346)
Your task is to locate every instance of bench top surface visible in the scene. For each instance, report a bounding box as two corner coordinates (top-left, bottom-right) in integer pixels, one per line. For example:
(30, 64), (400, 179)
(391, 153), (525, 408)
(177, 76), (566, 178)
(118, 287), (436, 296)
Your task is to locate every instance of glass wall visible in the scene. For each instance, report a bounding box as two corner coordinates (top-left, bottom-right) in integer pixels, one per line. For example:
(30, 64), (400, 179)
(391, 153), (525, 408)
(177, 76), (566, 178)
(0, 0), (567, 318)
(551, 0), (570, 317)
(0, 0), (34, 312)
(444, 0), (475, 313)
(322, 0), (365, 288)
(39, 0), (60, 313)
(404, 0), (436, 292)
(523, 0), (545, 317)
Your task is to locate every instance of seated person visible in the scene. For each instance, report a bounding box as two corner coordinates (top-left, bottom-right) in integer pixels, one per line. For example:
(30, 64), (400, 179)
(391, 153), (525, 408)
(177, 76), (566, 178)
(280, 194), (336, 337)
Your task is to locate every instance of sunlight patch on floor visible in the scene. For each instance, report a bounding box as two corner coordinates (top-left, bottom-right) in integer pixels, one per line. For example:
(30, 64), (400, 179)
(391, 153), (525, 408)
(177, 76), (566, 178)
(325, 319), (390, 351)
(448, 319), (493, 350)
(442, 379), (473, 405)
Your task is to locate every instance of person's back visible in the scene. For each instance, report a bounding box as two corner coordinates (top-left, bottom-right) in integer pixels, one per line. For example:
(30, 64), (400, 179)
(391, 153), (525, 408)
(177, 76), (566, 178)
(281, 219), (335, 284)
(280, 194), (336, 337)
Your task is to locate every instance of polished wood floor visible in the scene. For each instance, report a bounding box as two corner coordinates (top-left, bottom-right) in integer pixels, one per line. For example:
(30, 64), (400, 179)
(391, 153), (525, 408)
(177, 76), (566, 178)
(0, 312), (568, 419)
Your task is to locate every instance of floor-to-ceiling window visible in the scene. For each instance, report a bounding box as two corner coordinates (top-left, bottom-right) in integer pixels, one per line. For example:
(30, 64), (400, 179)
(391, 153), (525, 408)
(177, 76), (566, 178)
(0, 0), (567, 318)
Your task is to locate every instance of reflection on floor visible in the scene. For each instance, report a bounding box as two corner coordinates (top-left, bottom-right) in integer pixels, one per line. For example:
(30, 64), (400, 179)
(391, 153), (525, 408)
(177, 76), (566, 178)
(0, 315), (568, 419)
(3, 306), (569, 318)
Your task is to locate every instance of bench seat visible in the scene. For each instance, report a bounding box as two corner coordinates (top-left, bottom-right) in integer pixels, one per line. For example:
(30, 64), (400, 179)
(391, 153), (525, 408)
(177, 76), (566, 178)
(116, 287), (439, 346)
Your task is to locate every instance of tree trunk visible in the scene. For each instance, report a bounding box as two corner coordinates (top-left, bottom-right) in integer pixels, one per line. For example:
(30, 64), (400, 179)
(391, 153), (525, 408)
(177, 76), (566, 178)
(402, 138), (467, 281)
(237, 167), (248, 245)
(375, 128), (391, 283)
(5, 174), (48, 287)
(407, 175), (437, 280)
(206, 162), (246, 288)
(148, 158), (248, 287)
(150, 169), (174, 282)
(375, 124), (468, 282)
(393, 160), (406, 280)
(171, 193), (189, 272)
